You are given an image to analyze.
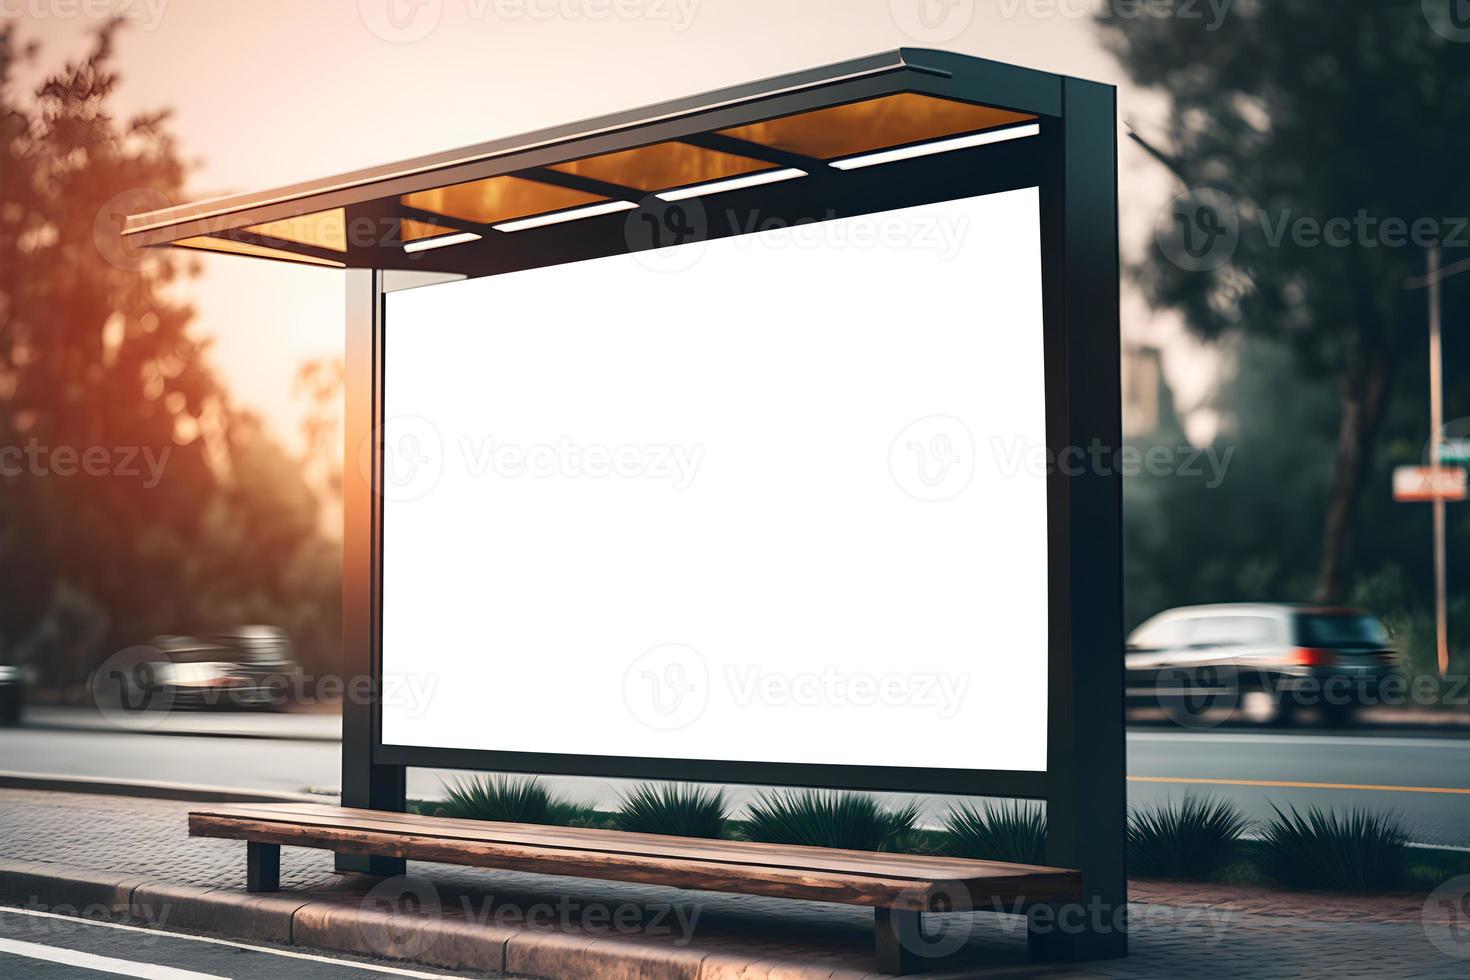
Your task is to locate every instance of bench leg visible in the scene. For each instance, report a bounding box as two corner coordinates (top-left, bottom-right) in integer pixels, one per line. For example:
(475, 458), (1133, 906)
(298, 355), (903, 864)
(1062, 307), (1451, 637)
(336, 852), (408, 878)
(1028, 901), (1099, 962)
(246, 842), (280, 893)
(874, 908), (922, 975)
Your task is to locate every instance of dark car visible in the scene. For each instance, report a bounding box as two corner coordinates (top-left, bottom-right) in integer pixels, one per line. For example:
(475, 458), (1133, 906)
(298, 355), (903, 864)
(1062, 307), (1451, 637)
(1125, 603), (1401, 725)
(0, 664), (22, 726)
(139, 627), (301, 710)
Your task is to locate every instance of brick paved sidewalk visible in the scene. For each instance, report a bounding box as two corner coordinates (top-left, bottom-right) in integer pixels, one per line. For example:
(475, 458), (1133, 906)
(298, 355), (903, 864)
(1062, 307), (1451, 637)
(0, 789), (1465, 978)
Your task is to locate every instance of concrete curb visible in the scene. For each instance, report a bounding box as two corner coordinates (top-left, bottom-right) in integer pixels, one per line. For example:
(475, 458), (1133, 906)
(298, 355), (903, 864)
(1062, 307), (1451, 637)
(0, 771), (331, 805)
(0, 859), (896, 979)
(0, 860), (149, 919)
(292, 892), (514, 974)
(131, 880), (313, 945)
(17, 710), (342, 743)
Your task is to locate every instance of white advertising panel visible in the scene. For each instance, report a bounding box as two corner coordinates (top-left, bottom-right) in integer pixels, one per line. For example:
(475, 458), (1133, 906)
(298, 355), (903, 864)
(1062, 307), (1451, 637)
(381, 187), (1049, 772)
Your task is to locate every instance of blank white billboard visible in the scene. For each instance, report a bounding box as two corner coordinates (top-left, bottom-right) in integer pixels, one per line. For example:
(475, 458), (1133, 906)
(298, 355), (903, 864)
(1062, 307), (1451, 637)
(380, 187), (1048, 773)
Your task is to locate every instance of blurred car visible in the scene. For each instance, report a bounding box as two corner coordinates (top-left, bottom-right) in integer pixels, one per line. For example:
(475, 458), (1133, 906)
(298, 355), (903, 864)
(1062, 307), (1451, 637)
(135, 627), (301, 710)
(1125, 603), (1401, 725)
(0, 665), (22, 726)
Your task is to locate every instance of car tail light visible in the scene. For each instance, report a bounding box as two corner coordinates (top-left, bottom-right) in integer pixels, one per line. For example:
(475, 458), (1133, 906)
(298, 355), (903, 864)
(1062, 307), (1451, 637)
(1291, 647), (1338, 666)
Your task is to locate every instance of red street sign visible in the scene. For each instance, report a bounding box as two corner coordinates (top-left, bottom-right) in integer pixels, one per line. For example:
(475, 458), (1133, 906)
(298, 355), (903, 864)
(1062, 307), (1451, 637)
(1394, 465), (1468, 503)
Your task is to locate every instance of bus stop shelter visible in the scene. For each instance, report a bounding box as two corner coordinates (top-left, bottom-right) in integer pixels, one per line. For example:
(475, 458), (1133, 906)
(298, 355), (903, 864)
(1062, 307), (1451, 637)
(124, 48), (1126, 964)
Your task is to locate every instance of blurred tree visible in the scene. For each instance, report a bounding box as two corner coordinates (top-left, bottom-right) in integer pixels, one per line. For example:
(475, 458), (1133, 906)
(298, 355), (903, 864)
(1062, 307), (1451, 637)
(1124, 335), (1335, 628)
(1101, 1), (1470, 601)
(294, 357), (344, 504)
(0, 24), (339, 690)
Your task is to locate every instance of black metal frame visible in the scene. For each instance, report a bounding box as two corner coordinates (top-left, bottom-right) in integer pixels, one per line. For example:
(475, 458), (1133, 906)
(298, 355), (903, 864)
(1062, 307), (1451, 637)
(370, 136), (1047, 801)
(325, 51), (1125, 960)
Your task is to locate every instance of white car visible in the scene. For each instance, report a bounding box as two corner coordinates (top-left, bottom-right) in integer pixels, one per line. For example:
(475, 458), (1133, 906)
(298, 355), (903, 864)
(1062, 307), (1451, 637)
(1126, 603), (1400, 726)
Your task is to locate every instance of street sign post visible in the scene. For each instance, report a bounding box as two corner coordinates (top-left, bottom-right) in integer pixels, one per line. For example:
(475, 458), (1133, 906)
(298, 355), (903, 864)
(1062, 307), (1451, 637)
(1402, 243), (1459, 676)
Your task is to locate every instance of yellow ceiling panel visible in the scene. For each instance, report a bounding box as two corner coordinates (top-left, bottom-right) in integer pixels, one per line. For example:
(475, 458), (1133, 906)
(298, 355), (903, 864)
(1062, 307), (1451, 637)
(399, 218), (464, 242)
(549, 141), (773, 192)
(244, 207), (348, 252)
(717, 92), (1036, 161)
(401, 176), (605, 225)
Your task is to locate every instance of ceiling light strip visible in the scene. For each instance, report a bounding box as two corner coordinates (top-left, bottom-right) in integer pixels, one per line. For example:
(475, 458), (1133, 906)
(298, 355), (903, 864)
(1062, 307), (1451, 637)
(493, 200), (638, 233)
(403, 231), (484, 253)
(656, 167), (807, 202)
(829, 123), (1041, 171)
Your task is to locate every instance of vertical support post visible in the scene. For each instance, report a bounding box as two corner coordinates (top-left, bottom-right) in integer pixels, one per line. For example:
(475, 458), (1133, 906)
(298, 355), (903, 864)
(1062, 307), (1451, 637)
(874, 908), (921, 975)
(246, 842), (280, 893)
(1032, 77), (1127, 962)
(1428, 245), (1449, 678)
(338, 267), (408, 876)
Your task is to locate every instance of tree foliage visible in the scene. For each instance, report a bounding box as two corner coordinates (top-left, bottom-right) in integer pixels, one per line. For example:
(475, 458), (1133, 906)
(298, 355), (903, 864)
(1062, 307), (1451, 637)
(1101, 1), (1470, 600)
(0, 24), (339, 690)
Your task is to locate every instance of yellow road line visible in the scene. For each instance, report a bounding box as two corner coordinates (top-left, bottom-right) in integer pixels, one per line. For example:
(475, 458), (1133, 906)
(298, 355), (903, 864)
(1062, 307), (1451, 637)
(1128, 776), (1470, 796)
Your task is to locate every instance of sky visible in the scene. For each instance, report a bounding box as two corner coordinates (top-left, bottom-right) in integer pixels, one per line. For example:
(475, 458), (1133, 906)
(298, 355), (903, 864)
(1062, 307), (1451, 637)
(14, 0), (1220, 453)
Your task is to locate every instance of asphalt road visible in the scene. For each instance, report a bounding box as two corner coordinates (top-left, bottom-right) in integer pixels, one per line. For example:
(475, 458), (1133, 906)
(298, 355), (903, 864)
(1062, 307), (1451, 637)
(0, 907), (492, 979)
(3, 709), (1469, 846)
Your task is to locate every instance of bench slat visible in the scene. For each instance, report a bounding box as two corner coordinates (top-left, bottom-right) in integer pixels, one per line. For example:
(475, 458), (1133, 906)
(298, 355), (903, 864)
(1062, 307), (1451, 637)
(189, 804), (1082, 911)
(191, 803), (1056, 880)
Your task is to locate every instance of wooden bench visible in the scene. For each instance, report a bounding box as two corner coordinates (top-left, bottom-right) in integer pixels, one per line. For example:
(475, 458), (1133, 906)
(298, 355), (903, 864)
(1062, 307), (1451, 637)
(189, 803), (1083, 974)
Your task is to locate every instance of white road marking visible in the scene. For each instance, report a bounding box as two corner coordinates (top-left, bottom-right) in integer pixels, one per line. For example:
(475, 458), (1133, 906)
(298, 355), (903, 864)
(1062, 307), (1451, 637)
(0, 935), (225, 979)
(0, 907), (460, 979)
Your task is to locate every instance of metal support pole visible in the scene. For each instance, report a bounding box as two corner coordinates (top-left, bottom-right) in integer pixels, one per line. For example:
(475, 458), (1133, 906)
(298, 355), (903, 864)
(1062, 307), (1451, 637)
(338, 267), (408, 876)
(1033, 76), (1128, 962)
(1429, 245), (1449, 678)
